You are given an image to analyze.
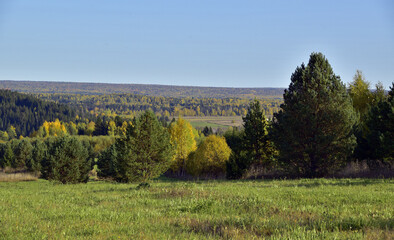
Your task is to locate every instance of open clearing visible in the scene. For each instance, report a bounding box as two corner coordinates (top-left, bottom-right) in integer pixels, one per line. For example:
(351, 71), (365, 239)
(176, 116), (243, 130)
(0, 178), (393, 239)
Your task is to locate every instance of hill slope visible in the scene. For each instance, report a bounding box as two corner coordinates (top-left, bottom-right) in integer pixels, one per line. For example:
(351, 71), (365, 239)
(0, 90), (89, 136)
(0, 80), (285, 98)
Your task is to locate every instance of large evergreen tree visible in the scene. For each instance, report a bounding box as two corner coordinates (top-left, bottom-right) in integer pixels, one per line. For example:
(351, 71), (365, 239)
(226, 100), (275, 179)
(242, 100), (275, 166)
(272, 52), (357, 177)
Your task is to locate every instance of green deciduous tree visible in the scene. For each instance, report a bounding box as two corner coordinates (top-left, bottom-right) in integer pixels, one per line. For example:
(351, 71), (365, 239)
(272, 52), (357, 177)
(356, 83), (393, 168)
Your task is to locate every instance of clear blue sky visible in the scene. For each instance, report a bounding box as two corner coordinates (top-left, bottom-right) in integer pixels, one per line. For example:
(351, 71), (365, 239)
(0, 0), (393, 88)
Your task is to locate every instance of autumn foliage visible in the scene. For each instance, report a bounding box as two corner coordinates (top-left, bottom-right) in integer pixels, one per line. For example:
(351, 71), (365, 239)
(187, 135), (231, 177)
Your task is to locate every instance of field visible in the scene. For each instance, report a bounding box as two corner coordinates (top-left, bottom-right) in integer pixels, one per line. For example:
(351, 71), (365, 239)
(177, 116), (243, 130)
(0, 179), (393, 239)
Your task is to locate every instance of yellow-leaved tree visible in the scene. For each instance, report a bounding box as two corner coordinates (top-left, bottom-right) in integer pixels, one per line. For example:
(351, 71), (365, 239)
(169, 117), (197, 175)
(186, 135), (231, 177)
(34, 119), (68, 137)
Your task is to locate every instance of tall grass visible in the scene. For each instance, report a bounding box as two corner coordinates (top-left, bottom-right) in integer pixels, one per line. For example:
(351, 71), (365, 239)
(0, 178), (393, 239)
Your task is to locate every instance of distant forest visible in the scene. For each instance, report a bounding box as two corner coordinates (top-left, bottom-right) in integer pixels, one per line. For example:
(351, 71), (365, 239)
(0, 90), (89, 136)
(35, 93), (283, 118)
(0, 80), (285, 98)
(0, 81), (283, 139)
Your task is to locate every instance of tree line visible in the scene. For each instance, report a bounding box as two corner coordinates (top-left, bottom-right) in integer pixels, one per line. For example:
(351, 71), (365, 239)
(0, 52), (392, 182)
(34, 93), (282, 118)
(226, 53), (392, 178)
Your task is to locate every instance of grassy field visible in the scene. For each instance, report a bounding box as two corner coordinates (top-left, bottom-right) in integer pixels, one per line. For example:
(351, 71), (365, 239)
(0, 178), (393, 239)
(176, 116), (243, 130)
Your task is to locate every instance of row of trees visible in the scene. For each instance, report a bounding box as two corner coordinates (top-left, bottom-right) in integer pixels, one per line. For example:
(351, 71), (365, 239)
(0, 136), (115, 182)
(0, 110), (232, 183)
(0, 137), (93, 183)
(97, 111), (232, 182)
(1, 52), (391, 182)
(227, 53), (393, 178)
(30, 117), (133, 138)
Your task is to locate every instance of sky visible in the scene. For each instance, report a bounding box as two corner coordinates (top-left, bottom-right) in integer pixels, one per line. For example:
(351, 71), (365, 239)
(0, 0), (393, 88)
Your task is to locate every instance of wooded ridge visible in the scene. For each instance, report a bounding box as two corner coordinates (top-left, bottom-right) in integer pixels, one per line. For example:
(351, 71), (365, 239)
(0, 80), (285, 98)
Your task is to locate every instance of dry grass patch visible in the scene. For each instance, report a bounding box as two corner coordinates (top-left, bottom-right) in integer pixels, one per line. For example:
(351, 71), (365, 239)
(0, 172), (38, 182)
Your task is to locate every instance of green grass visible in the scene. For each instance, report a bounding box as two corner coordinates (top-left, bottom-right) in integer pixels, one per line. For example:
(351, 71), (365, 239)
(0, 178), (393, 239)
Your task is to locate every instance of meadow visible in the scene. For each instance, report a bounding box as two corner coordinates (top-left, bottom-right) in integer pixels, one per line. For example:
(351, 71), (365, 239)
(178, 116), (243, 130)
(0, 178), (393, 239)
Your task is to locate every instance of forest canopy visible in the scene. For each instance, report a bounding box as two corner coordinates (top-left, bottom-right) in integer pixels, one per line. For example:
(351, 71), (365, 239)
(0, 90), (89, 136)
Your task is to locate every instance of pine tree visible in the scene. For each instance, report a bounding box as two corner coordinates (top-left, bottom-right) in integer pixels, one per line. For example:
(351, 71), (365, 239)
(97, 144), (118, 178)
(28, 140), (46, 172)
(242, 100), (275, 166)
(13, 139), (33, 169)
(41, 136), (91, 183)
(272, 52), (357, 177)
(108, 111), (174, 183)
(93, 116), (107, 136)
